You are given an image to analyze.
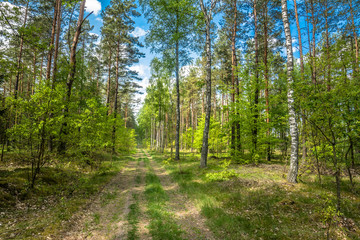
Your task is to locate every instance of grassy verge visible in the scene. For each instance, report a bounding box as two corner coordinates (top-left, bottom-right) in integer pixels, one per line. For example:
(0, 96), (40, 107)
(143, 156), (184, 240)
(0, 152), (131, 239)
(149, 151), (360, 240)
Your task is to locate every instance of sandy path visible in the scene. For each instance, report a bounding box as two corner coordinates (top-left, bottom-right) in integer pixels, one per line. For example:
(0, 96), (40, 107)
(57, 150), (215, 240)
(60, 151), (150, 240)
(143, 151), (215, 240)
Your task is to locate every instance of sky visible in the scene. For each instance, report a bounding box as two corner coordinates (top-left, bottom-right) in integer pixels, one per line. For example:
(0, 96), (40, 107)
(85, 0), (154, 112)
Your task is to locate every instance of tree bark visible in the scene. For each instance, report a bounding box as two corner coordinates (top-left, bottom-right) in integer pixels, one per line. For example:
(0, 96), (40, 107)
(199, 0), (217, 168)
(264, 4), (270, 161)
(293, 0), (304, 74)
(58, 0), (86, 153)
(349, 0), (359, 72)
(324, 0), (331, 91)
(310, 0), (317, 85)
(230, 0), (236, 153)
(66, 0), (86, 98)
(52, 0), (62, 87)
(175, 40), (180, 160)
(14, 0), (29, 99)
(46, 0), (59, 85)
(281, 0), (299, 183)
(253, 0), (259, 157)
(112, 41), (120, 154)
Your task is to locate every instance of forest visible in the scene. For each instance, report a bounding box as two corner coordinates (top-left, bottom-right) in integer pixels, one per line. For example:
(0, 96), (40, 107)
(0, 0), (359, 239)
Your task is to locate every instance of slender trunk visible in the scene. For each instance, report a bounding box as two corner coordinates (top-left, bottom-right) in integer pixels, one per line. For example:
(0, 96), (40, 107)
(332, 143), (341, 211)
(310, 0), (317, 85)
(107, 49), (112, 114)
(124, 103), (128, 128)
(199, 0), (217, 168)
(349, 0), (359, 72)
(293, 0), (304, 74)
(31, 49), (37, 96)
(281, 0), (299, 183)
(305, 2), (313, 80)
(14, 0), (29, 99)
(112, 41), (120, 154)
(253, 0), (259, 156)
(230, 0), (236, 152)
(58, 0), (86, 153)
(324, 0), (331, 91)
(46, 0), (59, 84)
(96, 66), (100, 93)
(39, 53), (44, 83)
(175, 40), (180, 160)
(264, 4), (270, 161)
(66, 0), (86, 98)
(52, 0), (62, 87)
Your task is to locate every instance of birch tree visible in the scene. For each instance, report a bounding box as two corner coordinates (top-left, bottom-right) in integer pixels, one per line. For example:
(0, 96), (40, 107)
(281, 0), (299, 183)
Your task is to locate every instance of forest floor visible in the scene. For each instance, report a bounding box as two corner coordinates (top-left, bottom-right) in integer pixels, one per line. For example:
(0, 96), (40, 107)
(1, 149), (360, 239)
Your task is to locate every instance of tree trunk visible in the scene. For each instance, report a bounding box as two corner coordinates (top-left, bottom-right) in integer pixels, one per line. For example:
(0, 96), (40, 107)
(52, 0), (62, 87)
(106, 49), (112, 114)
(31, 49), (37, 96)
(58, 0), (86, 153)
(264, 4), (270, 161)
(14, 0), (29, 99)
(199, 0), (217, 168)
(293, 0), (304, 74)
(349, 0), (359, 72)
(231, 1), (236, 152)
(175, 40), (180, 160)
(324, 0), (331, 91)
(46, 0), (59, 84)
(112, 41), (120, 154)
(281, 0), (299, 183)
(253, 0), (259, 157)
(310, 0), (317, 85)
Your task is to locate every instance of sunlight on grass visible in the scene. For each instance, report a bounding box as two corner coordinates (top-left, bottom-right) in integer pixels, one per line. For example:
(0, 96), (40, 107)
(150, 151), (360, 240)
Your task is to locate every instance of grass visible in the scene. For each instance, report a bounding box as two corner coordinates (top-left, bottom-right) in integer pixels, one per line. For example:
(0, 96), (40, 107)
(127, 193), (140, 240)
(149, 150), (360, 240)
(0, 151), (129, 239)
(143, 156), (184, 240)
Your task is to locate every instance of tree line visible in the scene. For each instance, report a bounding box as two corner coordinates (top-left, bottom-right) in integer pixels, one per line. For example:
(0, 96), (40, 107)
(137, 0), (360, 212)
(0, 0), (142, 187)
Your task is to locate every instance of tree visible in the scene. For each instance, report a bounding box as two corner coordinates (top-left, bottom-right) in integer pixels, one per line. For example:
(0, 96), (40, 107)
(281, 0), (299, 183)
(199, 0), (218, 168)
(140, 0), (199, 161)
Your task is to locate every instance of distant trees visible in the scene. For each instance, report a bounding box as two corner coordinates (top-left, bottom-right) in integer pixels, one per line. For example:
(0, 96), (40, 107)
(137, 0), (360, 204)
(140, 0), (199, 161)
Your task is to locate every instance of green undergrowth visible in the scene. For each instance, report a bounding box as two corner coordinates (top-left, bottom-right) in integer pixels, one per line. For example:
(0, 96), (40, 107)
(0, 151), (131, 239)
(143, 156), (184, 240)
(149, 150), (360, 240)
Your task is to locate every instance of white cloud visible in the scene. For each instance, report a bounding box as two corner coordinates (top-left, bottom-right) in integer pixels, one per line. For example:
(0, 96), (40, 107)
(85, 0), (101, 16)
(130, 64), (151, 80)
(95, 17), (103, 23)
(129, 64), (151, 112)
(131, 27), (148, 38)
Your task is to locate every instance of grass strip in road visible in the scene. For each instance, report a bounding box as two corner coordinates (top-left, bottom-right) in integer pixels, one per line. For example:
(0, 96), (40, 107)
(127, 193), (140, 240)
(143, 156), (184, 240)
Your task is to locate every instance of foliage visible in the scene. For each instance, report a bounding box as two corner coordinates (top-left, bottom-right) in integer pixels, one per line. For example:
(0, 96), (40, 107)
(205, 160), (239, 182)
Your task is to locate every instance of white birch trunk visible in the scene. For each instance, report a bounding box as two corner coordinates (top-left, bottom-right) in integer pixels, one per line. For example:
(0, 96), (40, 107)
(281, 0), (299, 183)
